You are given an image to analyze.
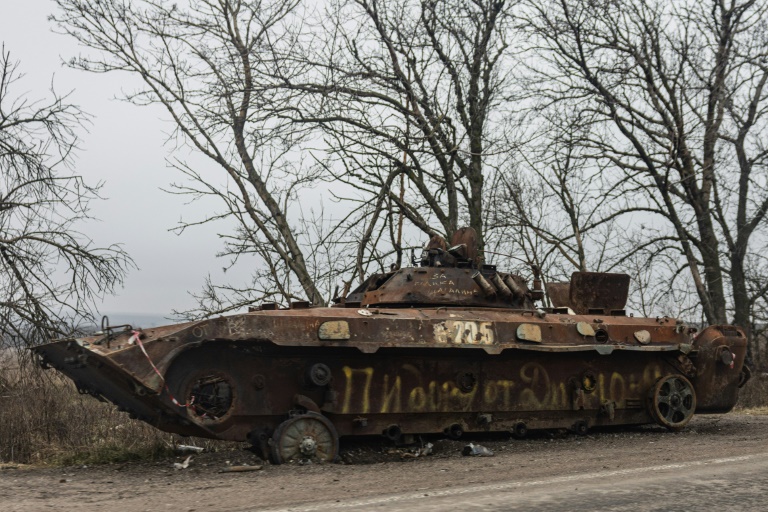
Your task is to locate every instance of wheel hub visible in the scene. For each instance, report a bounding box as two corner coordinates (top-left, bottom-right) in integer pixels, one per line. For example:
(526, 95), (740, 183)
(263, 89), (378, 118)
(299, 436), (317, 457)
(270, 412), (340, 464)
(648, 375), (696, 431)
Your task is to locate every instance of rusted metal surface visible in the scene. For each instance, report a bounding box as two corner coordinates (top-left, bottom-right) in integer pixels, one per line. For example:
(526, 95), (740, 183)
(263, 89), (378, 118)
(546, 282), (570, 309)
(548, 272), (630, 314)
(362, 267), (533, 309)
(450, 227), (479, 264)
(33, 228), (750, 464)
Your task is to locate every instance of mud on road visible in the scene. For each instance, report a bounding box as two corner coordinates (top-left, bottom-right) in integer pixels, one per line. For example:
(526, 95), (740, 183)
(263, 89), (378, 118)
(2, 412), (767, 512)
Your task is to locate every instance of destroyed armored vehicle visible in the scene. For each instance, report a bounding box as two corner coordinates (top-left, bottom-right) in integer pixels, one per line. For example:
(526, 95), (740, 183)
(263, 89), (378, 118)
(34, 228), (750, 463)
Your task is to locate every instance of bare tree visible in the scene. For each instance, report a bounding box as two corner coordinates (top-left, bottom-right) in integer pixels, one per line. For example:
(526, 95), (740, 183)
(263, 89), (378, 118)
(491, 108), (614, 272)
(52, 0), (530, 314)
(521, 0), (768, 360)
(274, 0), (522, 264)
(0, 45), (130, 352)
(54, 0), (335, 308)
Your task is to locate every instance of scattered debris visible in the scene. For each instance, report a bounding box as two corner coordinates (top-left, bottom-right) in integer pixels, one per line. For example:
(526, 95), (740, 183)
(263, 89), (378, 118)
(173, 455), (192, 470)
(383, 441), (436, 460)
(401, 442), (434, 459)
(462, 443), (494, 457)
(175, 444), (204, 454)
(218, 465), (263, 473)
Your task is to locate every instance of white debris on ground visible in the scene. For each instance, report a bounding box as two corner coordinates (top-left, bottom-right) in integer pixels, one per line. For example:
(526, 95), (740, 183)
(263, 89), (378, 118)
(173, 455), (193, 470)
(462, 443), (494, 457)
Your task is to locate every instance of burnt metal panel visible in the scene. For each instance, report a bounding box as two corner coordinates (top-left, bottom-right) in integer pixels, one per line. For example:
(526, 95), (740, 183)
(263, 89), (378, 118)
(568, 272), (631, 314)
(547, 282), (571, 309)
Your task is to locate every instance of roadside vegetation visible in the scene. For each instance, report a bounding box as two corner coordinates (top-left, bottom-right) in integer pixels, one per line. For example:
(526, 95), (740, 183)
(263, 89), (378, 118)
(1, 349), (248, 465)
(0, 356), (168, 464)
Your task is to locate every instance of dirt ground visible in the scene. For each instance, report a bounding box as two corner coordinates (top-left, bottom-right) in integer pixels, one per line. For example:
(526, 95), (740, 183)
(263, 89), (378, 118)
(2, 411), (768, 511)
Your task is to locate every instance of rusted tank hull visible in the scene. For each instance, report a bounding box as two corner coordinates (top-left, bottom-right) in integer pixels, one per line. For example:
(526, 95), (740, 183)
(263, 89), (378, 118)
(33, 229), (752, 463)
(34, 309), (748, 454)
(164, 344), (688, 439)
(35, 338), (215, 438)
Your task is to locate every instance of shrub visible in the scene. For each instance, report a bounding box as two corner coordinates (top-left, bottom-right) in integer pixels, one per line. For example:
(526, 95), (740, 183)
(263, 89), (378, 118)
(1, 358), (174, 464)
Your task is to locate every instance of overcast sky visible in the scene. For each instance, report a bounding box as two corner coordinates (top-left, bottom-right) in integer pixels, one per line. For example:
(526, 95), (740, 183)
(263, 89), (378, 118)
(1, 0), (250, 320)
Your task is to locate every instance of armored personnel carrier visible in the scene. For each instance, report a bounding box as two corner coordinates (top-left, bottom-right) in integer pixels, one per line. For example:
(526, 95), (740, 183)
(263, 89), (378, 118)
(33, 228), (750, 463)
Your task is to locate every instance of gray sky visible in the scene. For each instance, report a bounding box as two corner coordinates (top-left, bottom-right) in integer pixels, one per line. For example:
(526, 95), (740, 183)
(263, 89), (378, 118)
(1, 0), (248, 318)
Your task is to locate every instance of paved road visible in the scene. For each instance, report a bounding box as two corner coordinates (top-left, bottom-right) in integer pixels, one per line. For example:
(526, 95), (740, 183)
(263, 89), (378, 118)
(261, 452), (768, 512)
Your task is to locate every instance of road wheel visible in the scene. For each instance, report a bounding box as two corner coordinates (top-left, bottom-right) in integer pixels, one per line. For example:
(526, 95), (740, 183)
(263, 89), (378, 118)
(571, 420), (589, 436)
(649, 375), (696, 431)
(270, 412), (339, 464)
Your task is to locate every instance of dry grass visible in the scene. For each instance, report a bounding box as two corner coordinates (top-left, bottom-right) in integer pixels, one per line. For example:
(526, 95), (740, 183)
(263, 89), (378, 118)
(0, 352), (222, 465)
(0, 372), (170, 464)
(735, 371), (768, 411)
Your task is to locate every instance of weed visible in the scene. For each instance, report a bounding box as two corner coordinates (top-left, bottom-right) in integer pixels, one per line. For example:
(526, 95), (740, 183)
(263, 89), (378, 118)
(735, 372), (768, 410)
(0, 357), (202, 465)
